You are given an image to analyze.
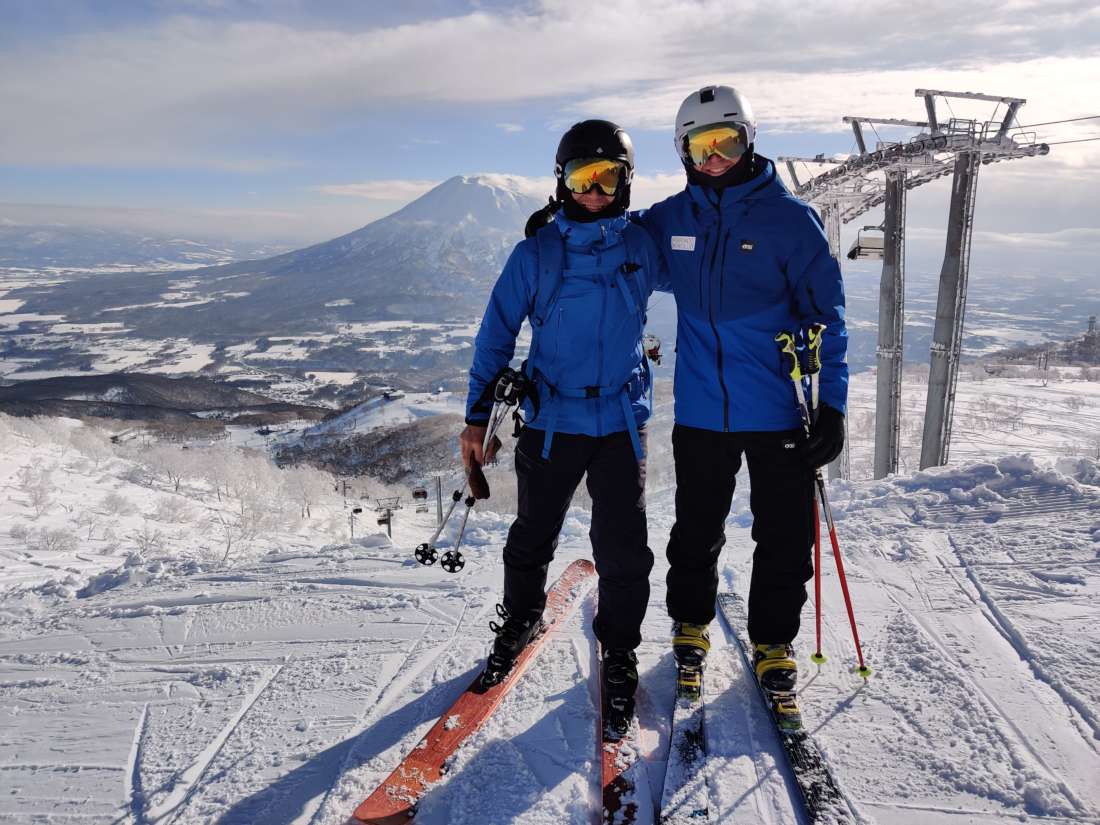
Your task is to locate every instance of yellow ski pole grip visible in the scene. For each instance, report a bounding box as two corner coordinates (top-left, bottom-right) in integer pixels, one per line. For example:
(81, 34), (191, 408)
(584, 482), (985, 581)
(774, 331), (802, 381)
(806, 323), (826, 376)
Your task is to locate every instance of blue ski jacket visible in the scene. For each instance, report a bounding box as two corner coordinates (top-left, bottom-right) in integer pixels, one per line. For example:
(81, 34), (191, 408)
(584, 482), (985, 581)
(466, 212), (668, 458)
(639, 157), (848, 432)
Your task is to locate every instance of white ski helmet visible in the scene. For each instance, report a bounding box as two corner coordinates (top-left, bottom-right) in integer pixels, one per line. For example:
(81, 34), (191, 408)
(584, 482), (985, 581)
(674, 85), (757, 166)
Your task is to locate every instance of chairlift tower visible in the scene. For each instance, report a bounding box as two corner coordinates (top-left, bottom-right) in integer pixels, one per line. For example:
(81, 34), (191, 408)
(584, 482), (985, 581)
(374, 496), (403, 539)
(780, 88), (1049, 477)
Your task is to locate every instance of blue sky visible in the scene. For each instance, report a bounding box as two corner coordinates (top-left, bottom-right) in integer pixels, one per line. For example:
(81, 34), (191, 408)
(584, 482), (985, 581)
(1, 0), (1098, 268)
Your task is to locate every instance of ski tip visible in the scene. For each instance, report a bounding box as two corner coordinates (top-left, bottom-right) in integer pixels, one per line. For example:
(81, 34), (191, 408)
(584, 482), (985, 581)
(855, 664), (873, 679)
(810, 651), (827, 665)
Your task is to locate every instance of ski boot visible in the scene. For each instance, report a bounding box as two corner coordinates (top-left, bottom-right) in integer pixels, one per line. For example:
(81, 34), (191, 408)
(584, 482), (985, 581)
(753, 642), (802, 732)
(479, 603), (543, 688)
(672, 621), (710, 701)
(602, 648), (639, 740)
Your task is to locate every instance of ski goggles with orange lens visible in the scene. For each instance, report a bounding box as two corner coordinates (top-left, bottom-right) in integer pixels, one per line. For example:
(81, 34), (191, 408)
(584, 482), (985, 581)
(561, 158), (626, 195)
(684, 123), (748, 165)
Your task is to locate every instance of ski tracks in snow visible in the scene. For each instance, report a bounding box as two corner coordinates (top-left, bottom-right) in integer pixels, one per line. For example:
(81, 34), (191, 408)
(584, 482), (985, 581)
(146, 664), (284, 824)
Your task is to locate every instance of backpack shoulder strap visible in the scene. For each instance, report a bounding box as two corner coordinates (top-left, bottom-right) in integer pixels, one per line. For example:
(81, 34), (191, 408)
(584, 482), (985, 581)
(621, 222), (650, 321)
(532, 223), (565, 329)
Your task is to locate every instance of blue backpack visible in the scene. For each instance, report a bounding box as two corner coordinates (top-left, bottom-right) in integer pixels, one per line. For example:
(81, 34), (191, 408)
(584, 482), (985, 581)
(525, 221), (652, 460)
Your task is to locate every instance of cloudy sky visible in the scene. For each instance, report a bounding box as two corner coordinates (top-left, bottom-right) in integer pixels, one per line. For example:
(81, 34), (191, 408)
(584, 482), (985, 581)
(1, 0), (1098, 271)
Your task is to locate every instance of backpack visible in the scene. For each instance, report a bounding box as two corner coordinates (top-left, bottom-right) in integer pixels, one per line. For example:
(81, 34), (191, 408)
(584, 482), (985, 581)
(524, 221), (652, 460)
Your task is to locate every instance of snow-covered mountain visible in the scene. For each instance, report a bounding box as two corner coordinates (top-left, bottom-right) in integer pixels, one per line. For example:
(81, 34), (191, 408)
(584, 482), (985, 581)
(12, 176), (546, 338)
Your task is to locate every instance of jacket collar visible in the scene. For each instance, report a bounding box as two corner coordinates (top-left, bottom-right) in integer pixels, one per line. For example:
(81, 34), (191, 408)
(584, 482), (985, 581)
(685, 156), (784, 214)
(554, 211), (630, 248)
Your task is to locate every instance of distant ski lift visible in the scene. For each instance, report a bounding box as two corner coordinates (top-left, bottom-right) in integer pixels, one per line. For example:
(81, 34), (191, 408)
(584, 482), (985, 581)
(412, 486), (429, 511)
(846, 226), (885, 261)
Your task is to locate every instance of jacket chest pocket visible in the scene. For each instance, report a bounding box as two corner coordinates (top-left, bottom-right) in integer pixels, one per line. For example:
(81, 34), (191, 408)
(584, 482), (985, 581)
(718, 240), (786, 319)
(550, 290), (605, 385)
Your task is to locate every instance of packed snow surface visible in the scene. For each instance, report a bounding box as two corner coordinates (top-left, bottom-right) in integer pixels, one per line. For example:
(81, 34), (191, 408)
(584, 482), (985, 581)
(2, 413), (1099, 823)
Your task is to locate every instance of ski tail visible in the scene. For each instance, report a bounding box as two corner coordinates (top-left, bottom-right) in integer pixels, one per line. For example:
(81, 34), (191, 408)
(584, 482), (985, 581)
(351, 559), (596, 824)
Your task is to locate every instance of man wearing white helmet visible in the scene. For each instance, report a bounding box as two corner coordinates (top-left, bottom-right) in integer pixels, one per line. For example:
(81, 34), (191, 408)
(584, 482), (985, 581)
(529, 86), (848, 718)
(654, 85), (847, 717)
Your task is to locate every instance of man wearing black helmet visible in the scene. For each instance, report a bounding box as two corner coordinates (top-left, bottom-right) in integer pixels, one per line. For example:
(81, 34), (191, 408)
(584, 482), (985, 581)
(527, 87), (848, 721)
(462, 120), (669, 735)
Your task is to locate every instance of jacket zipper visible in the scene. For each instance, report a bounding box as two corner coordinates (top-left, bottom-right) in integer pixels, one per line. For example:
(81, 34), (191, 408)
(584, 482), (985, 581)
(706, 197), (731, 432)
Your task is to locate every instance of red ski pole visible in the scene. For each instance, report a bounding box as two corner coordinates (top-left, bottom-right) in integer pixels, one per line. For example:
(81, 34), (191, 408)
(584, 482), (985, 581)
(810, 497), (825, 664)
(775, 331), (871, 678)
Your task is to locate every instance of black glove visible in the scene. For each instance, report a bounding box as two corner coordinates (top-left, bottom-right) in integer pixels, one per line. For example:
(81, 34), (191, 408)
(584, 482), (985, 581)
(801, 404), (845, 469)
(524, 197), (561, 238)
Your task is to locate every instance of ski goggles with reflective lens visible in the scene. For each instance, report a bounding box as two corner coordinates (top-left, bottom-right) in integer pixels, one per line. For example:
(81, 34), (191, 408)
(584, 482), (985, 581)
(684, 122), (749, 166)
(561, 158), (627, 195)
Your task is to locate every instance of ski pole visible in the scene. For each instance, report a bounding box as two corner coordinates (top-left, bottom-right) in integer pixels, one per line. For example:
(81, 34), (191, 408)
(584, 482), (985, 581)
(806, 322), (825, 425)
(440, 494), (476, 573)
(775, 332), (871, 678)
(415, 369), (531, 568)
(804, 324), (827, 665)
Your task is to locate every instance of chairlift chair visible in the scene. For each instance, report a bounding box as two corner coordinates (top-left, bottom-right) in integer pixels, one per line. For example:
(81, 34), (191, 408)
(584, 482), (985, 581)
(846, 225), (885, 261)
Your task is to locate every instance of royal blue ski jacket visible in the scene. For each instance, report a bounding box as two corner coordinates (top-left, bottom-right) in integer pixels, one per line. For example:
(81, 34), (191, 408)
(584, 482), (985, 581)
(639, 157), (848, 432)
(466, 212), (668, 446)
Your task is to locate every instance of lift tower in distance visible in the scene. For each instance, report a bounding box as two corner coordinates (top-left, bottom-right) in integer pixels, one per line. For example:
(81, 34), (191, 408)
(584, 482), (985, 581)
(780, 88), (1048, 477)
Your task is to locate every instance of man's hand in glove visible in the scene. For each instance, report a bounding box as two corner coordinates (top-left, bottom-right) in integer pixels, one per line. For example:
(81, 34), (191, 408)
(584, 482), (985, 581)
(801, 404), (845, 469)
(524, 197), (561, 239)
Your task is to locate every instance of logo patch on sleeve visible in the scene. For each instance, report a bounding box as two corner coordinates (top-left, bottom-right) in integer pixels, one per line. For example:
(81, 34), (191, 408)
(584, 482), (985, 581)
(740, 239), (755, 252)
(670, 235), (696, 252)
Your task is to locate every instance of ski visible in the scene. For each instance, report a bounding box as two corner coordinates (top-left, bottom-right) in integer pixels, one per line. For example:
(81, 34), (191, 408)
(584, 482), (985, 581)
(658, 665), (709, 824)
(598, 657), (653, 825)
(350, 559), (596, 825)
(716, 592), (858, 825)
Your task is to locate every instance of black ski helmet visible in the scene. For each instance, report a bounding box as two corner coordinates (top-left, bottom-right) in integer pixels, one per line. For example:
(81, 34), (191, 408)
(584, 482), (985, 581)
(554, 119), (635, 220)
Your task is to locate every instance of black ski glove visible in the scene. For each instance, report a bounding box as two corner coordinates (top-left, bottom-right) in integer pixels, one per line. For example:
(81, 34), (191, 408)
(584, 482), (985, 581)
(801, 404), (845, 469)
(524, 197), (561, 238)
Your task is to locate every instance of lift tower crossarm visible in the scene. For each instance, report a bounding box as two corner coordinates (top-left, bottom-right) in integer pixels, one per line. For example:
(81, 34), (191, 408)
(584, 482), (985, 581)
(915, 89), (1027, 105)
(843, 117), (929, 129)
(776, 155), (847, 164)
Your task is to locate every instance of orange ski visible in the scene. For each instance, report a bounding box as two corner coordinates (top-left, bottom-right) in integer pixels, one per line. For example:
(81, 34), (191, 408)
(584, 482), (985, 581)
(351, 559), (596, 824)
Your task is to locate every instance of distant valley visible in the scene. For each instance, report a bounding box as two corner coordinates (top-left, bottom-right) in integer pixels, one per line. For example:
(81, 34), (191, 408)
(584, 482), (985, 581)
(2, 176), (1098, 411)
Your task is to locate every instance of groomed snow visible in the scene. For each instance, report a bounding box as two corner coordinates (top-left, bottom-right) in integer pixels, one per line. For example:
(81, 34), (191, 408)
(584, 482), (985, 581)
(2, 373), (1100, 823)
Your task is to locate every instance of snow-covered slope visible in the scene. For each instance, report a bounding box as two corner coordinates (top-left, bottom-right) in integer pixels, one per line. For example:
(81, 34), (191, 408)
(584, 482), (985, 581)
(301, 391), (465, 439)
(2, 404), (1100, 823)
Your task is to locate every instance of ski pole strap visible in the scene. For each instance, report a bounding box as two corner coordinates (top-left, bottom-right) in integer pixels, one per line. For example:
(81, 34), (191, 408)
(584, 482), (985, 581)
(805, 323), (826, 377)
(774, 330), (803, 382)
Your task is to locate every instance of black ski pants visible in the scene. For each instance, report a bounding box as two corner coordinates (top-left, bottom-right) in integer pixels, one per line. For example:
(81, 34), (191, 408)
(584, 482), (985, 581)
(502, 426), (652, 650)
(665, 424), (815, 644)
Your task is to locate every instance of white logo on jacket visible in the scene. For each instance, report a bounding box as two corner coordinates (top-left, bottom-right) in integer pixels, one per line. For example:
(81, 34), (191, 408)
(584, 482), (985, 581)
(670, 236), (696, 252)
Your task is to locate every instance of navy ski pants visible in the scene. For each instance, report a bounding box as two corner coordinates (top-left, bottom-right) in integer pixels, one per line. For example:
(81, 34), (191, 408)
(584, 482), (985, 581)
(502, 427), (652, 650)
(665, 424), (815, 644)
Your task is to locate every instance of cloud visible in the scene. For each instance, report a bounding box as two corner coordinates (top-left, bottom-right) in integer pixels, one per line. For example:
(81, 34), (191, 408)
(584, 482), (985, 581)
(315, 180), (441, 200)
(1, 1), (1098, 167)
(496, 123), (525, 133)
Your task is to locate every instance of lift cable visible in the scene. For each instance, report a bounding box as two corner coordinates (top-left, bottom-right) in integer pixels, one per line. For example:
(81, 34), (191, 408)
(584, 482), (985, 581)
(1014, 114), (1100, 129)
(1043, 136), (1100, 146)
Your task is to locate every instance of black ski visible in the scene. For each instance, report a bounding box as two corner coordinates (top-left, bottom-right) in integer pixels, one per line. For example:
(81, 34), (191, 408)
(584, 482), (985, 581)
(658, 663), (710, 824)
(716, 592), (859, 825)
